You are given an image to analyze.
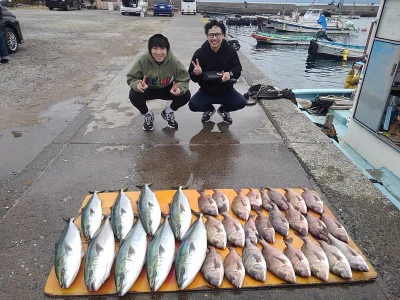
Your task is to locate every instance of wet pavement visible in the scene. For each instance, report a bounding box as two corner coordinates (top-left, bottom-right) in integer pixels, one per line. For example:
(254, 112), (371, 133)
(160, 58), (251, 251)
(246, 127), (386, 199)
(0, 14), (399, 300)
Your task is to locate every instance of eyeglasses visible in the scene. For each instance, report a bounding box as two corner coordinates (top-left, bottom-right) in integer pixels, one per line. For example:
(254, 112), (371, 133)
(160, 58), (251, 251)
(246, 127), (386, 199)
(207, 32), (223, 39)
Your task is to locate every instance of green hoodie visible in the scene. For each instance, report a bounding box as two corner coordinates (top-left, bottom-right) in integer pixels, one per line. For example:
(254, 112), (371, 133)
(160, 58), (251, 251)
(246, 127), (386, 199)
(127, 50), (189, 96)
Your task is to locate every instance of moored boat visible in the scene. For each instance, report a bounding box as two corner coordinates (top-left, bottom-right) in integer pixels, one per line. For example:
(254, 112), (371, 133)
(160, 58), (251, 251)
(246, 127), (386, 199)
(308, 39), (365, 60)
(251, 32), (314, 46)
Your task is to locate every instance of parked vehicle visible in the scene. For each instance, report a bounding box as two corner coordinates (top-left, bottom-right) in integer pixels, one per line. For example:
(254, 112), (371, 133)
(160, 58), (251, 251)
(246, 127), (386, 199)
(0, 0), (14, 8)
(153, 0), (174, 17)
(181, 0), (196, 15)
(45, 0), (83, 11)
(1, 5), (24, 53)
(120, 0), (148, 16)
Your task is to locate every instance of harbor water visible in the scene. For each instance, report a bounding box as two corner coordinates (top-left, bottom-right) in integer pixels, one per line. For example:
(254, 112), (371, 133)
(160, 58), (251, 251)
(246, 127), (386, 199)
(226, 17), (376, 89)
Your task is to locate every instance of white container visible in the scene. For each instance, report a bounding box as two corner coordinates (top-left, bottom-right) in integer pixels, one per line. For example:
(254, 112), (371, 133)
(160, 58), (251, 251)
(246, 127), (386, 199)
(108, 2), (114, 10)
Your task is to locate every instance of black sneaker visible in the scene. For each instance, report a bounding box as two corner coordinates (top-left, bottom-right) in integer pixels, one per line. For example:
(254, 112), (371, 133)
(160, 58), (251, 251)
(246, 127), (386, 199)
(161, 109), (178, 129)
(201, 107), (216, 123)
(217, 107), (232, 123)
(1, 59), (9, 64)
(143, 111), (154, 131)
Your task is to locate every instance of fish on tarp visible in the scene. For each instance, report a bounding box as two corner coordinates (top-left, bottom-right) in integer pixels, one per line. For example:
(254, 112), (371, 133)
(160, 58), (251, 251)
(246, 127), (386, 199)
(328, 233), (369, 272)
(301, 188), (324, 214)
(319, 240), (352, 279)
(259, 236), (296, 283)
(147, 214), (176, 292)
(306, 213), (329, 241)
(320, 213), (349, 243)
(221, 211), (245, 247)
(114, 218), (147, 296)
(298, 234), (329, 282)
(55, 218), (84, 289)
(175, 212), (207, 290)
(81, 191), (103, 239)
(137, 184), (161, 236)
(242, 238), (267, 282)
(283, 237), (311, 277)
(267, 188), (289, 211)
(204, 215), (227, 249)
(284, 188), (307, 215)
(111, 189), (134, 242)
(232, 189), (251, 221)
(259, 187), (273, 211)
(246, 188), (262, 211)
(254, 208), (275, 243)
(269, 201), (289, 237)
(84, 216), (115, 292)
(170, 186), (192, 241)
(197, 189), (218, 216)
(211, 189), (230, 213)
(224, 246), (245, 288)
(244, 214), (258, 244)
(285, 202), (308, 236)
(201, 246), (224, 288)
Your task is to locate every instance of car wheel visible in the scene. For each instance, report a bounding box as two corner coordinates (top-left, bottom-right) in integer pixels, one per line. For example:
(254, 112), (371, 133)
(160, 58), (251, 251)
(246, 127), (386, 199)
(49, 7), (54, 10)
(4, 27), (18, 53)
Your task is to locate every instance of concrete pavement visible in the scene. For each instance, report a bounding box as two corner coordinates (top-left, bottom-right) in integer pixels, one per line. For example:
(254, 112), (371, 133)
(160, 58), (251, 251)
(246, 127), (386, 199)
(0, 14), (398, 300)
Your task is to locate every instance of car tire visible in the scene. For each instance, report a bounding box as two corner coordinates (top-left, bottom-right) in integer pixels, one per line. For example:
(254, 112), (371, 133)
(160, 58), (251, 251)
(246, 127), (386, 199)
(49, 7), (54, 10)
(4, 27), (18, 53)
(121, 12), (125, 15)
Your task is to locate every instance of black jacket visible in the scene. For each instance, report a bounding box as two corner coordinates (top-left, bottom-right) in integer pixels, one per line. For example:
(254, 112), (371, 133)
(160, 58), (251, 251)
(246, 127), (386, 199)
(188, 39), (242, 96)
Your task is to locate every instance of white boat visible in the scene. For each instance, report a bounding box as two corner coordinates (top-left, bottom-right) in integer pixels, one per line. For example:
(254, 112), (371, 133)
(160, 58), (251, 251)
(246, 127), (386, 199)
(257, 8), (355, 34)
(308, 39), (365, 60)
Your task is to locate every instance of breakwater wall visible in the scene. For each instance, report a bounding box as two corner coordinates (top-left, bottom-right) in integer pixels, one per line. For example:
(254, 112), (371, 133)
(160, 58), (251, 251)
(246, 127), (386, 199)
(196, 3), (379, 17)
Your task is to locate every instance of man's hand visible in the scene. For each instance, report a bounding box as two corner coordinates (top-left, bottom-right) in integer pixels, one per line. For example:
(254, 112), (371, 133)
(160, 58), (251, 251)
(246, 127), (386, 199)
(137, 76), (148, 93)
(219, 70), (231, 83)
(191, 59), (202, 76)
(170, 82), (181, 96)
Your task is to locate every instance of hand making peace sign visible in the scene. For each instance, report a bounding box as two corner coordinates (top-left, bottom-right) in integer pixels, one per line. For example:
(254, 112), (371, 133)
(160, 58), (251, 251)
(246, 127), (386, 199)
(191, 59), (202, 76)
(137, 76), (148, 93)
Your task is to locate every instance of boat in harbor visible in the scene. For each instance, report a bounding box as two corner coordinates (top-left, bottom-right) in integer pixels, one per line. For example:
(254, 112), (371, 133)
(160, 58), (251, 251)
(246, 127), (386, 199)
(257, 8), (356, 34)
(308, 39), (365, 60)
(251, 32), (315, 46)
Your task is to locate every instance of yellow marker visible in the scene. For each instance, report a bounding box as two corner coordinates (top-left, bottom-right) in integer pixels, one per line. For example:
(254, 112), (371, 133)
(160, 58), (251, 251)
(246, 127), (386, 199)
(342, 49), (348, 61)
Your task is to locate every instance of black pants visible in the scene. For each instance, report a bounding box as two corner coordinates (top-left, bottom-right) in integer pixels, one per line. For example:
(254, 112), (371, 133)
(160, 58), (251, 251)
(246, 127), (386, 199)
(129, 86), (191, 115)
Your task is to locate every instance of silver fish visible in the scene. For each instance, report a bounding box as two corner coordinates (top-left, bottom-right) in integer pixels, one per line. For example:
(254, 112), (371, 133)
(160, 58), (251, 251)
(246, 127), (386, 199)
(114, 218), (147, 296)
(319, 240), (352, 279)
(244, 214), (258, 244)
(84, 216), (115, 291)
(170, 186), (192, 240)
(197, 189), (218, 216)
(137, 184), (161, 236)
(320, 213), (349, 243)
(224, 246), (245, 288)
(306, 213), (329, 241)
(259, 237), (296, 283)
(269, 202), (289, 237)
(285, 188), (307, 215)
(232, 189), (251, 221)
(55, 218), (83, 289)
(298, 234), (329, 282)
(283, 237), (311, 277)
(328, 233), (369, 272)
(255, 208), (275, 243)
(301, 188), (324, 214)
(221, 211), (245, 247)
(242, 238), (267, 282)
(147, 215), (176, 292)
(286, 202), (308, 236)
(201, 246), (224, 287)
(81, 191), (103, 239)
(246, 188), (262, 211)
(267, 188), (289, 211)
(212, 189), (230, 213)
(259, 188), (273, 211)
(175, 213), (207, 290)
(111, 189), (134, 241)
(204, 215), (227, 249)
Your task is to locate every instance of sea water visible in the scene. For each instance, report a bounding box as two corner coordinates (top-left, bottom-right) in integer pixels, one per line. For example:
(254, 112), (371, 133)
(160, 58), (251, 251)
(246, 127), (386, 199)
(226, 17), (376, 89)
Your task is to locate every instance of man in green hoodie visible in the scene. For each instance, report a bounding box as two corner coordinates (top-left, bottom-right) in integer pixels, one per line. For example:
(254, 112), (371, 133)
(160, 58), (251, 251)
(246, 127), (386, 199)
(127, 34), (191, 131)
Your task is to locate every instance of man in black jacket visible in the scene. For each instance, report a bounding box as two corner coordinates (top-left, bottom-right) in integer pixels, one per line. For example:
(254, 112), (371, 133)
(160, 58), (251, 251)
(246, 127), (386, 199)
(188, 20), (246, 123)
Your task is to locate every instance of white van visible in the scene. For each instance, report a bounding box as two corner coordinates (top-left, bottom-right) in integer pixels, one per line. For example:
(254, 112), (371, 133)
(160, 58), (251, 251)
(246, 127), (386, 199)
(181, 0), (196, 15)
(120, 0), (148, 15)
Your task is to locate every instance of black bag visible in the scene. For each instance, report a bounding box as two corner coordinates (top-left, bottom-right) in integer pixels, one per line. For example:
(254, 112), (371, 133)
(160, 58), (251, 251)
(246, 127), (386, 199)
(243, 84), (297, 106)
(203, 71), (222, 82)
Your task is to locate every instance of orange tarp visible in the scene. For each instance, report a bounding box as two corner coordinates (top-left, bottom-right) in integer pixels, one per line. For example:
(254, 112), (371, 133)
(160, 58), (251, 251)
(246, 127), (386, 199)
(44, 189), (377, 296)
